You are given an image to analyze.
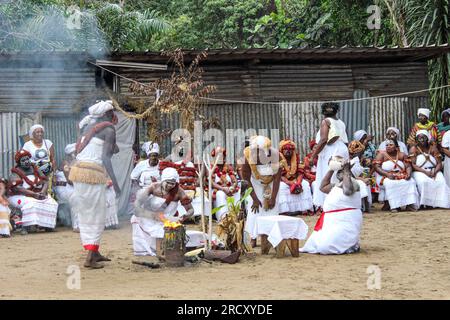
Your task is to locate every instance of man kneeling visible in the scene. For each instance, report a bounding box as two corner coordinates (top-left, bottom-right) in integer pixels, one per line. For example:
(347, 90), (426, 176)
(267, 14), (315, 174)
(131, 168), (194, 256)
(301, 159), (362, 254)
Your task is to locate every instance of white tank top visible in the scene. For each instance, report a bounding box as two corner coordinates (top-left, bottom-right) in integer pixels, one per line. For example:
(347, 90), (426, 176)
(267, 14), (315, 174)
(22, 140), (53, 164)
(76, 137), (104, 165)
(327, 118), (348, 143)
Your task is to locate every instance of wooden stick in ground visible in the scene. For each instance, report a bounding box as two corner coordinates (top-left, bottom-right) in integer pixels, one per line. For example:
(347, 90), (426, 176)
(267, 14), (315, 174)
(204, 154), (220, 250)
(196, 156), (207, 251)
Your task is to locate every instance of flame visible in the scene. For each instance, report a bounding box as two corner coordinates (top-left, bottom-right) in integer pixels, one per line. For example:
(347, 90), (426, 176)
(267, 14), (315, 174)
(159, 213), (182, 229)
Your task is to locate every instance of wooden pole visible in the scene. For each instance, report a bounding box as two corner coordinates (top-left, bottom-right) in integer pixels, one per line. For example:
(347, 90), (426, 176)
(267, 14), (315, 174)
(203, 154), (219, 250)
(196, 156), (207, 251)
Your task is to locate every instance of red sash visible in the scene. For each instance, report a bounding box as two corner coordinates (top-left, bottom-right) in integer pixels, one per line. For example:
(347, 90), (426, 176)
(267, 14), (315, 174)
(314, 207), (357, 231)
(76, 121), (113, 154)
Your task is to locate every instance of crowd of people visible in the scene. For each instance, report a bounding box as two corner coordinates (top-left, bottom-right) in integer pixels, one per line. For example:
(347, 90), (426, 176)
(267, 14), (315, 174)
(1, 100), (450, 265)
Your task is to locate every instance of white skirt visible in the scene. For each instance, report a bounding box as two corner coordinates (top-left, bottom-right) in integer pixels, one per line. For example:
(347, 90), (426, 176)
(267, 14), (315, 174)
(377, 177), (419, 210)
(413, 171), (450, 208)
(245, 177), (279, 239)
(9, 195), (58, 229)
(278, 180), (313, 213)
(70, 183), (106, 250)
(444, 156), (450, 188)
(313, 141), (349, 207)
(300, 208), (362, 254)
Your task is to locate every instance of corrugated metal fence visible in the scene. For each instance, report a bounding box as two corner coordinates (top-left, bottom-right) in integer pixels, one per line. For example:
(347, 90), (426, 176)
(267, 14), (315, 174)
(0, 113), (21, 178)
(139, 96), (429, 158)
(42, 116), (79, 166)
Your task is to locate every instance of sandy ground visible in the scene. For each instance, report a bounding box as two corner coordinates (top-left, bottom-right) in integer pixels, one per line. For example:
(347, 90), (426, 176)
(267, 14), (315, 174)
(1, 205), (450, 300)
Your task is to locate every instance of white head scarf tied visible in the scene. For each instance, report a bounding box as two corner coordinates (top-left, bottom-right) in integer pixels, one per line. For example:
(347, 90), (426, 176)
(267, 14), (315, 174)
(79, 100), (114, 129)
(353, 130), (367, 142)
(417, 108), (431, 118)
(141, 141), (160, 156)
(386, 127), (400, 137)
(64, 143), (76, 155)
(416, 129), (431, 140)
(29, 124), (44, 138)
(161, 167), (179, 182)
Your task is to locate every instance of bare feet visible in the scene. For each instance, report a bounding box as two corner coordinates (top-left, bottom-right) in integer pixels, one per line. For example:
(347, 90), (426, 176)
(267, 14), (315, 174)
(84, 251), (104, 269)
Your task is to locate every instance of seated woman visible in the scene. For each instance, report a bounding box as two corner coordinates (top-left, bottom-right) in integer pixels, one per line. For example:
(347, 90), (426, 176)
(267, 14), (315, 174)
(130, 142), (161, 189)
(0, 179), (12, 238)
(407, 108), (441, 147)
(300, 160), (362, 255)
(373, 140), (418, 212)
(210, 147), (240, 222)
(278, 139), (313, 215)
(348, 141), (372, 213)
(8, 150), (58, 232)
(131, 168), (194, 256)
(410, 130), (450, 209)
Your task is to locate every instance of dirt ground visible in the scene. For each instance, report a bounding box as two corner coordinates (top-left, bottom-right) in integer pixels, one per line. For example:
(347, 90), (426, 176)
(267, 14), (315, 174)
(1, 205), (450, 300)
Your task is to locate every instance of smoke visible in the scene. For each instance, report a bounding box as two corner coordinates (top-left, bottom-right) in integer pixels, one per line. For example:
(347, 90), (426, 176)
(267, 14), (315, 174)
(0, 1), (112, 170)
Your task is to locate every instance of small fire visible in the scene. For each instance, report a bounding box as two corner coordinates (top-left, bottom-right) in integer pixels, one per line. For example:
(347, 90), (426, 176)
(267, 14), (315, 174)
(159, 213), (182, 229)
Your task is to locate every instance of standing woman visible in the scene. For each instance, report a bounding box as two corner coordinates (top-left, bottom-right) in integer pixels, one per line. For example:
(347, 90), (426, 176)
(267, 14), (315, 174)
(310, 102), (349, 210)
(23, 124), (56, 179)
(437, 108), (450, 137)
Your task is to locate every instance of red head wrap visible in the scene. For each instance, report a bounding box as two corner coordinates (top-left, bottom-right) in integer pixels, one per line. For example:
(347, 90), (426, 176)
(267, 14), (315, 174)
(15, 150), (32, 164)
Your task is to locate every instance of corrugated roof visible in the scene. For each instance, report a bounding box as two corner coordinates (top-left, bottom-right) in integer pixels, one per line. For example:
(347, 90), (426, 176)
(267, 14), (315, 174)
(108, 44), (450, 63)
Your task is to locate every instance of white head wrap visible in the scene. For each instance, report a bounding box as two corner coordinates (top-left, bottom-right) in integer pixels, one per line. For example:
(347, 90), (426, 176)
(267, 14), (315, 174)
(250, 135), (271, 149)
(353, 130), (367, 142)
(64, 143), (76, 155)
(386, 127), (400, 137)
(417, 108), (431, 118)
(29, 124), (44, 138)
(79, 100), (114, 129)
(416, 129), (431, 140)
(161, 167), (179, 183)
(142, 141), (160, 156)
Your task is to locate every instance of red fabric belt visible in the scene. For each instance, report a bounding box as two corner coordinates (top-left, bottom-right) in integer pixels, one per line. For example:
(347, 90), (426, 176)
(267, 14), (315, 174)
(314, 207), (357, 232)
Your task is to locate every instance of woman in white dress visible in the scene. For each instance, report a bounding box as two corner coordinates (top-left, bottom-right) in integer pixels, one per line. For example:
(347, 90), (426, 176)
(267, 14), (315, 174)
(242, 136), (282, 247)
(8, 150), (58, 232)
(131, 168), (194, 256)
(373, 140), (418, 212)
(278, 139), (313, 215)
(301, 161), (362, 255)
(22, 124), (56, 178)
(310, 102), (349, 210)
(410, 130), (450, 209)
(442, 130), (450, 188)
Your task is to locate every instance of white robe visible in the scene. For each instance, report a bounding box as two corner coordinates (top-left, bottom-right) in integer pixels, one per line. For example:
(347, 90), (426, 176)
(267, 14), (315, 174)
(350, 157), (372, 205)
(313, 131), (349, 207)
(245, 164), (280, 239)
(443, 131), (450, 188)
(376, 160), (419, 210)
(54, 170), (75, 228)
(131, 193), (179, 256)
(301, 186), (362, 254)
(412, 154), (450, 208)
